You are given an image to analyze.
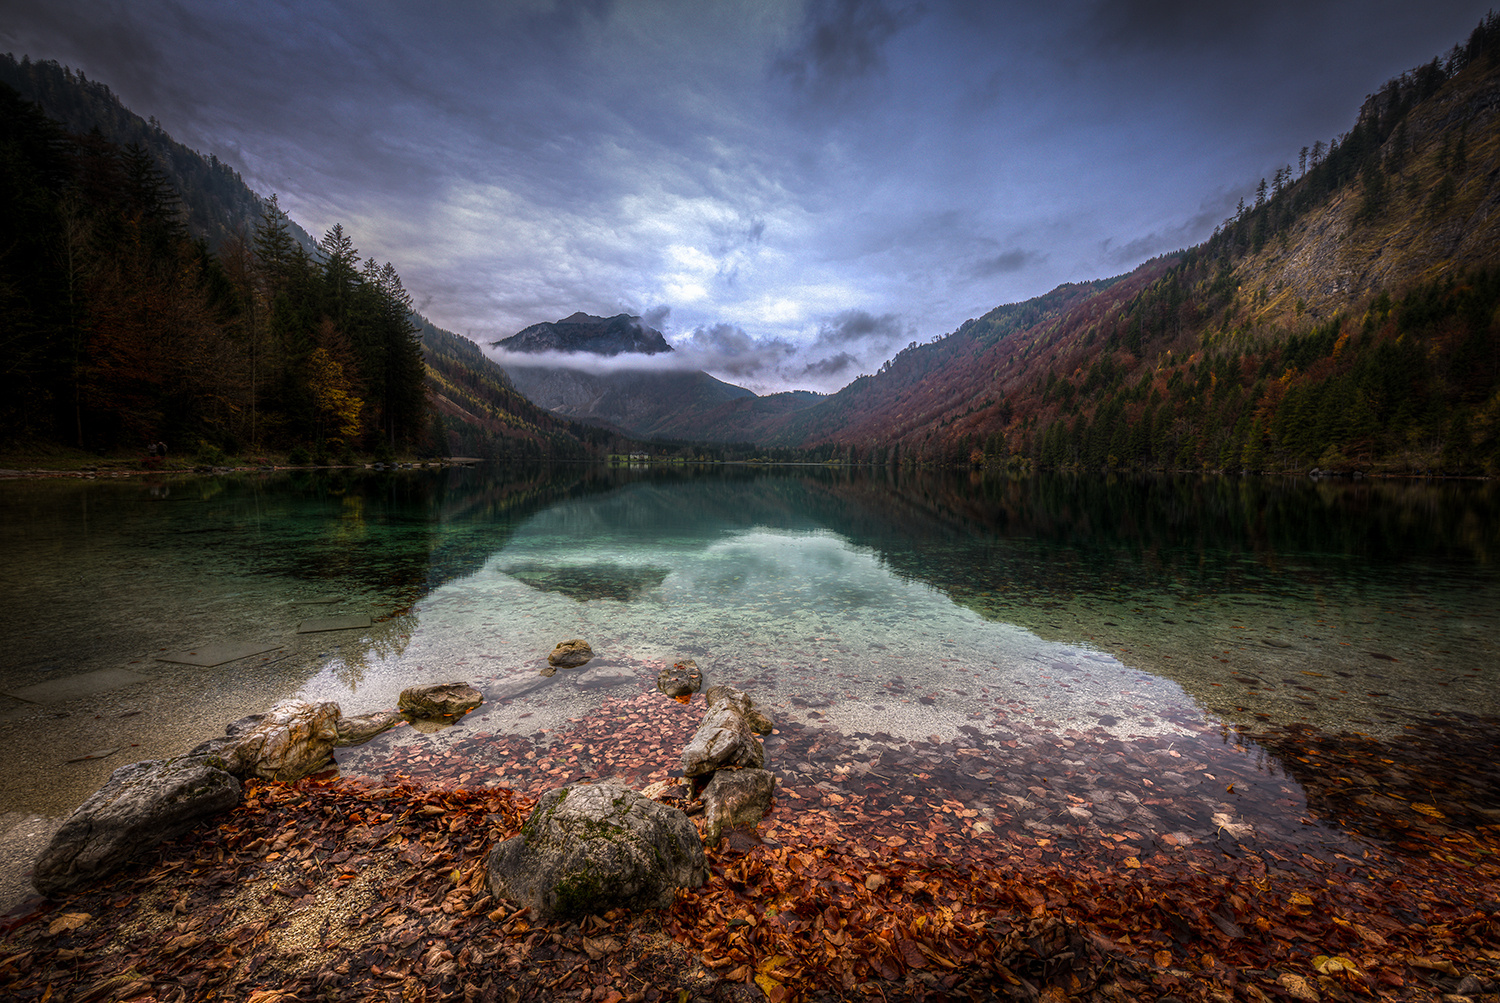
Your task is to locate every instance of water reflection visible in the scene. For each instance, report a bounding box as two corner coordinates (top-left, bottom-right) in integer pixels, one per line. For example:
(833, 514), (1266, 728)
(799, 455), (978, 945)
(503, 563), (671, 602)
(1, 464), (1496, 855)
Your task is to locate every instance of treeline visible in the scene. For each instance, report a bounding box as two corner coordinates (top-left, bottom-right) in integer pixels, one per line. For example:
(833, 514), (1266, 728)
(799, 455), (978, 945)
(0, 54), (299, 252)
(0, 82), (428, 459)
(1207, 10), (1500, 261)
(799, 12), (1500, 476)
(1015, 270), (1500, 474)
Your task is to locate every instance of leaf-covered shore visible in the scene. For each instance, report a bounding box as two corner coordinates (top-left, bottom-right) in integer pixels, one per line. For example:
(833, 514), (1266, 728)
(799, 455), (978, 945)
(3, 688), (1496, 1002)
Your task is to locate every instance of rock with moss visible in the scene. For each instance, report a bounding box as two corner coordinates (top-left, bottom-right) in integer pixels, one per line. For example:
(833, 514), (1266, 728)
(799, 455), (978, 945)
(190, 699), (342, 781)
(32, 755), (241, 898)
(548, 639), (594, 668)
(486, 780), (706, 920)
(701, 768), (776, 845)
(398, 682), (482, 720)
(680, 686), (765, 778)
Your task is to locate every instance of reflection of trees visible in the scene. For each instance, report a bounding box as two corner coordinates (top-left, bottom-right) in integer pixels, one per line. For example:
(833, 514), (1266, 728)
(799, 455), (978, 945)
(320, 612), (418, 692)
(796, 470), (1500, 607)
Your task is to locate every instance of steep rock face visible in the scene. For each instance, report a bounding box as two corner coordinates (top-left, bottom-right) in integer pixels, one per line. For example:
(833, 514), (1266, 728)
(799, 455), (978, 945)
(1233, 67), (1500, 330)
(496, 313), (673, 356)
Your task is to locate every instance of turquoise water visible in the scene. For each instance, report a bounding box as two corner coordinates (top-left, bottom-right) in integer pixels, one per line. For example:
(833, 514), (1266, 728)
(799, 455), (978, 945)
(2, 465), (1497, 831)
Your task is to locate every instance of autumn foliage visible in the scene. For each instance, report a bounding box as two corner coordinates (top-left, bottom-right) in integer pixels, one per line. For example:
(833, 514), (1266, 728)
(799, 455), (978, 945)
(3, 683), (1497, 1002)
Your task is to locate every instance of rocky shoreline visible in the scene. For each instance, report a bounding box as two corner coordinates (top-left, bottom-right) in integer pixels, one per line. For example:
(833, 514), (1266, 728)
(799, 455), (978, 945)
(3, 648), (1499, 1001)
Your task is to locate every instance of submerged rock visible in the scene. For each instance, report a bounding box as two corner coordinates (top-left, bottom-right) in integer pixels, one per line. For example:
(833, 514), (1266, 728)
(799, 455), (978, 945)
(192, 700), (342, 781)
(32, 756), (241, 898)
(486, 780), (706, 920)
(701, 768), (776, 845)
(334, 710), (405, 746)
(681, 686), (765, 778)
(548, 639), (594, 668)
(399, 682), (482, 720)
(657, 659), (703, 701)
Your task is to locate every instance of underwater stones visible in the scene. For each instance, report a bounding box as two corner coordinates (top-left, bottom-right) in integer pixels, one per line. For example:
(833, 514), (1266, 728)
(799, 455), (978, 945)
(32, 755), (241, 898)
(573, 666), (635, 691)
(191, 700), (342, 781)
(656, 659), (703, 701)
(700, 768), (776, 846)
(681, 685), (765, 778)
(399, 682), (483, 720)
(334, 710), (405, 746)
(548, 639), (594, 668)
(486, 780), (706, 920)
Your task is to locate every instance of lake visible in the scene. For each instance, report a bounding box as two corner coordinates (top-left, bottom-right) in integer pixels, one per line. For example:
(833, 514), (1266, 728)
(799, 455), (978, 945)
(2, 464), (1498, 896)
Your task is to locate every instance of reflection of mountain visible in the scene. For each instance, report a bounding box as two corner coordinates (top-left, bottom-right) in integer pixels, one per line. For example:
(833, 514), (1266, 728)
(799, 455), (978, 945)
(502, 563), (670, 602)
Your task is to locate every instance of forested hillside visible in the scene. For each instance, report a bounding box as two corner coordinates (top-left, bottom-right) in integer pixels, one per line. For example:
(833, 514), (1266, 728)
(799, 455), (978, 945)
(0, 61), (626, 464)
(0, 54), (315, 253)
(0, 77), (428, 459)
(420, 319), (638, 460)
(783, 13), (1500, 476)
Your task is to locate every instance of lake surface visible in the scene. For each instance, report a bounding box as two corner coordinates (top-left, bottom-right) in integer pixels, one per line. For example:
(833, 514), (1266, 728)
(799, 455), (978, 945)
(3, 464), (1498, 874)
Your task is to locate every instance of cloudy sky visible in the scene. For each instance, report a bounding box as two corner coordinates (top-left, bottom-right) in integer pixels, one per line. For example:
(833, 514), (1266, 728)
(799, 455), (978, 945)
(2, 1), (1492, 393)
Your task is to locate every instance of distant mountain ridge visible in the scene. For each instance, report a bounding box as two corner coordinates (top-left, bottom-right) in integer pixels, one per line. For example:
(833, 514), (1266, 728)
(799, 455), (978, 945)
(497, 312), (673, 356)
(489, 312), (823, 441)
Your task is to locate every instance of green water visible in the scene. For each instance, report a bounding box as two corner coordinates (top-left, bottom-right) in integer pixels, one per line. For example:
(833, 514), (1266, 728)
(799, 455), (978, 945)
(1, 465), (1496, 822)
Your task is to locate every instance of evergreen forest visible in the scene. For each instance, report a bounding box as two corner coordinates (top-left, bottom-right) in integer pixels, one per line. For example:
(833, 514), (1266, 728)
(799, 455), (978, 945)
(0, 78), (426, 461)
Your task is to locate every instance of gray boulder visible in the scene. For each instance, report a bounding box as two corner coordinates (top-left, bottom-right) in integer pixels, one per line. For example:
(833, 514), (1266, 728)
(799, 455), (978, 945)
(486, 780), (706, 920)
(32, 756), (241, 898)
(681, 686), (765, 778)
(398, 682), (482, 720)
(701, 768), (776, 845)
(191, 699), (342, 781)
(549, 639), (594, 668)
(657, 659), (703, 700)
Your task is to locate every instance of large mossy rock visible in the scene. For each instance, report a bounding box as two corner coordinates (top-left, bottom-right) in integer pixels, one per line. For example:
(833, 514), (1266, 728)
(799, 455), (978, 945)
(680, 685), (765, 778)
(486, 781), (706, 920)
(32, 756), (241, 898)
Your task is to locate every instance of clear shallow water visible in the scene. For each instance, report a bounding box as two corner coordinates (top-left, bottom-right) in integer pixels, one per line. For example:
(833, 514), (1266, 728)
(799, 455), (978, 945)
(2, 466), (1497, 838)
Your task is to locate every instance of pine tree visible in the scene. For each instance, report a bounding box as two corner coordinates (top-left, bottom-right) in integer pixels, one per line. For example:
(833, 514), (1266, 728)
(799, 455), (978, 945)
(318, 223), (360, 330)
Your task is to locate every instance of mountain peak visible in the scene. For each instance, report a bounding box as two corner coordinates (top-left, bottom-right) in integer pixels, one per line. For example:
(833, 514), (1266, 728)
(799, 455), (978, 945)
(494, 313), (673, 356)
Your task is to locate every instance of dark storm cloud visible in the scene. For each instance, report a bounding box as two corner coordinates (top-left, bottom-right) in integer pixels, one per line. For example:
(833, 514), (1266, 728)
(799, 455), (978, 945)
(4, 0), (1496, 395)
(802, 352), (860, 378)
(816, 309), (900, 343)
(673, 323), (800, 379)
(971, 249), (1042, 278)
(774, 0), (924, 102)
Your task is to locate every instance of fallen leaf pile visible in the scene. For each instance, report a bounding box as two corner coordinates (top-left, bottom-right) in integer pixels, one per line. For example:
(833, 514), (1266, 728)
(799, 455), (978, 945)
(2, 685), (1497, 1002)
